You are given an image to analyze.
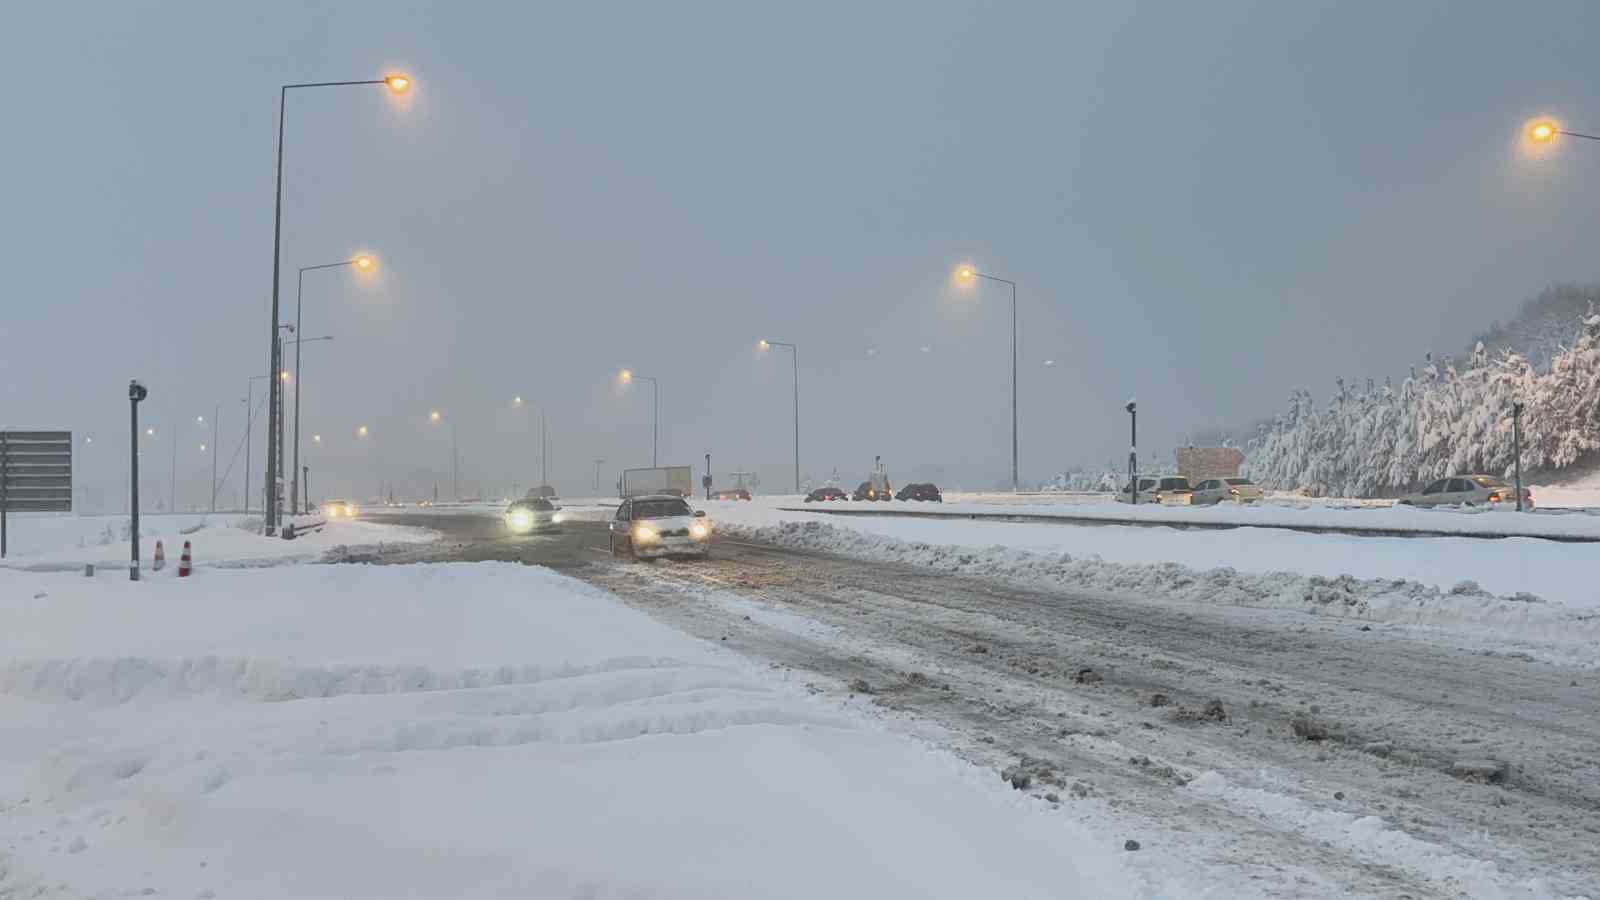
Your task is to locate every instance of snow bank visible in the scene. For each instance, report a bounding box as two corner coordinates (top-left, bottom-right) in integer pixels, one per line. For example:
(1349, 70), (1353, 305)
(0, 563), (1159, 898)
(0, 512), (435, 570)
(718, 519), (1600, 667)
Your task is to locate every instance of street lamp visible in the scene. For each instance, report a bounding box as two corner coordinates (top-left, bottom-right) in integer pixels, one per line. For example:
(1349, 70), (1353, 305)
(430, 409), (459, 500)
(291, 256), (373, 514)
(1527, 118), (1600, 146)
(759, 339), (800, 493)
(619, 370), (659, 466)
(511, 396), (548, 488)
(956, 264), (1020, 492)
(263, 73), (412, 536)
(358, 425), (369, 437)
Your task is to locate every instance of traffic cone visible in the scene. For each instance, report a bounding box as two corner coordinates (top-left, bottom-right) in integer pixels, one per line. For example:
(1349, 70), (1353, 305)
(153, 540), (165, 572)
(178, 541), (192, 578)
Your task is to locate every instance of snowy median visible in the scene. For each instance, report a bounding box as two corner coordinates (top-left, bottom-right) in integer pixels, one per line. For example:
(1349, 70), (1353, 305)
(706, 509), (1600, 668)
(0, 562), (1174, 898)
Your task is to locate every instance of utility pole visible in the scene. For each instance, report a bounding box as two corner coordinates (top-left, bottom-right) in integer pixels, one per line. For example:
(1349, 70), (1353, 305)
(303, 464), (310, 514)
(1513, 401), (1525, 512)
(169, 420), (177, 513)
(594, 458), (604, 496)
(541, 406), (548, 487)
(705, 453), (712, 500)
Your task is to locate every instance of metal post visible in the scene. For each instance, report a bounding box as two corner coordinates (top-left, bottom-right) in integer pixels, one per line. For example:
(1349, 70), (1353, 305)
(1, 435), (7, 560)
(210, 404), (219, 513)
(292, 268), (304, 515)
(244, 382), (254, 513)
(129, 381), (147, 580)
(170, 422), (177, 513)
(594, 458), (603, 495)
(705, 453), (712, 501)
(1127, 401), (1138, 505)
(652, 380), (659, 467)
(541, 406), (547, 486)
(303, 464), (310, 514)
(452, 421), (459, 501)
(265, 87), (286, 536)
(1010, 280), (1018, 493)
(1513, 401), (1525, 512)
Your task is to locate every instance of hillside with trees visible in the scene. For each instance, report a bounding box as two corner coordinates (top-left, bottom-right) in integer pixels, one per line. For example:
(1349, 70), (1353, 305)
(1244, 306), (1600, 497)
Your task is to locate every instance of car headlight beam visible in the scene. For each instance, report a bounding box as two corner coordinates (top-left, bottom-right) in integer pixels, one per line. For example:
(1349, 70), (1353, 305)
(634, 525), (660, 544)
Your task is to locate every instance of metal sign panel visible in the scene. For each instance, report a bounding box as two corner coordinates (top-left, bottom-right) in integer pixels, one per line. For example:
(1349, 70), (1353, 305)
(1, 430), (73, 513)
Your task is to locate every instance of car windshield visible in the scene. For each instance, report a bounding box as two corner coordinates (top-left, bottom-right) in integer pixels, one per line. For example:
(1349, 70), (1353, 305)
(1225, 478), (1254, 486)
(525, 499), (554, 511)
(1158, 478), (1190, 490)
(634, 499), (692, 519)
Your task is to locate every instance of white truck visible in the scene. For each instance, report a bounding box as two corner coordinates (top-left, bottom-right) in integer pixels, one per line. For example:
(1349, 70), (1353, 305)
(621, 466), (694, 499)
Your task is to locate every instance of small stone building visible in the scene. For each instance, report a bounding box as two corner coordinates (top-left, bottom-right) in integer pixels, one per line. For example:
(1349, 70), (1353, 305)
(1175, 447), (1245, 483)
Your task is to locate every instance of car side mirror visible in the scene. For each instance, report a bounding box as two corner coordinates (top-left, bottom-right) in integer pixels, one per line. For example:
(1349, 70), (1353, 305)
(694, 510), (707, 517)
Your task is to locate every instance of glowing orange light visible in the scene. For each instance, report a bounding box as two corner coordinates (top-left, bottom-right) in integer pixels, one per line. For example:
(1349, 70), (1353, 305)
(430, 410), (441, 423)
(759, 340), (770, 350)
(957, 265), (976, 281)
(620, 369), (633, 384)
(385, 74), (411, 94)
(354, 255), (375, 270)
(1529, 120), (1559, 143)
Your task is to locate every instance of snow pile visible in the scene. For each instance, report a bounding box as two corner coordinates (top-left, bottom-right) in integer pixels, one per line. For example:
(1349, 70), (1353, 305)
(0, 563), (1159, 898)
(0, 512), (435, 570)
(720, 519), (1600, 665)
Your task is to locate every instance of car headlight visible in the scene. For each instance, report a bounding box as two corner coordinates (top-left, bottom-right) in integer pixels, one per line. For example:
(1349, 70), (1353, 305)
(507, 510), (534, 531)
(689, 522), (710, 540)
(552, 512), (565, 524)
(634, 524), (659, 544)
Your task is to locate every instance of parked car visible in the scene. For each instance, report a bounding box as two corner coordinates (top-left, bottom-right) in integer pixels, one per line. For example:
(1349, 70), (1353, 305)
(852, 479), (892, 501)
(504, 497), (563, 534)
(1114, 476), (1191, 504)
(711, 488), (752, 501)
(1190, 477), (1265, 505)
(1398, 475), (1533, 509)
(608, 494), (712, 559)
(895, 483), (943, 502)
(805, 486), (849, 502)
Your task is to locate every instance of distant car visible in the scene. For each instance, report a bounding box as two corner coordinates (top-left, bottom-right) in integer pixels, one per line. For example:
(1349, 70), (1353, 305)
(609, 494), (711, 560)
(1115, 476), (1191, 504)
(711, 488), (752, 501)
(1398, 475), (1533, 509)
(322, 499), (357, 518)
(416, 499), (434, 508)
(805, 486), (849, 502)
(504, 497), (564, 534)
(895, 483), (943, 502)
(1190, 477), (1264, 505)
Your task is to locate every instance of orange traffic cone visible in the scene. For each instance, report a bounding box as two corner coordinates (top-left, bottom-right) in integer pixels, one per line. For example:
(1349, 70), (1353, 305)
(178, 541), (192, 578)
(153, 540), (165, 572)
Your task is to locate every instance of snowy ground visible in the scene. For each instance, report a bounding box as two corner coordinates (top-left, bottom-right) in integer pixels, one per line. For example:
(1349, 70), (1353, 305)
(0, 512), (436, 571)
(0, 562), (1184, 898)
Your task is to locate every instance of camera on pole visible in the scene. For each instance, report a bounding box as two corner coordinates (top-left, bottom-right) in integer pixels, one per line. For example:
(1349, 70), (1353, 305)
(129, 380), (148, 581)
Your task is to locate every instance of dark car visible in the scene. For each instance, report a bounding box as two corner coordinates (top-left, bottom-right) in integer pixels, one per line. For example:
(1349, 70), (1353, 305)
(805, 486), (849, 502)
(895, 483), (942, 502)
(711, 488), (752, 501)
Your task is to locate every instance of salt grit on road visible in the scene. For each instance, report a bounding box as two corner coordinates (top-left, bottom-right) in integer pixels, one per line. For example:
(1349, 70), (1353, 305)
(0, 562), (1190, 899)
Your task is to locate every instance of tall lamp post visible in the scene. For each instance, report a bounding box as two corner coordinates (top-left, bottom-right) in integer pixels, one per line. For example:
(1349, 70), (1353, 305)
(956, 266), (1020, 492)
(1126, 400), (1138, 505)
(430, 409), (459, 500)
(759, 340), (800, 494)
(244, 374), (270, 513)
(291, 256), (372, 514)
(619, 370), (659, 466)
(263, 73), (410, 536)
(594, 458), (605, 496)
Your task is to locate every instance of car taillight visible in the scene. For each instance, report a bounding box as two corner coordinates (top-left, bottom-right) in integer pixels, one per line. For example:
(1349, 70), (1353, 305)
(1228, 489), (1239, 495)
(1488, 492), (1503, 503)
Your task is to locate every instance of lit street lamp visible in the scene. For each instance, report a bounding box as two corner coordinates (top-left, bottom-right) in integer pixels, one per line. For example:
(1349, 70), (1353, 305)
(511, 396), (549, 488)
(263, 73), (411, 536)
(430, 409), (459, 500)
(759, 339), (800, 493)
(619, 370), (659, 466)
(1527, 118), (1600, 146)
(956, 265), (1020, 492)
(291, 256), (372, 514)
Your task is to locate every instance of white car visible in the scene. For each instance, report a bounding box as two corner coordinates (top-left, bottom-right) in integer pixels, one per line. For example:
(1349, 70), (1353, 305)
(1115, 476), (1193, 505)
(1398, 475), (1533, 509)
(609, 494), (712, 559)
(1190, 477), (1265, 505)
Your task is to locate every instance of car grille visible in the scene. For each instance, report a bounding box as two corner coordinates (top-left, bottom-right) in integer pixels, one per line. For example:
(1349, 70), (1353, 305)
(659, 528), (690, 538)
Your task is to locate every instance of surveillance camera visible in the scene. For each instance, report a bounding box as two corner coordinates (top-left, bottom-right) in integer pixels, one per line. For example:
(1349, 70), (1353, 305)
(129, 380), (148, 402)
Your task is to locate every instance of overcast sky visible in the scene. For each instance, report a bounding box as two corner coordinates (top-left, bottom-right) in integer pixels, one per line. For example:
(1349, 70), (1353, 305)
(4, 0), (1598, 507)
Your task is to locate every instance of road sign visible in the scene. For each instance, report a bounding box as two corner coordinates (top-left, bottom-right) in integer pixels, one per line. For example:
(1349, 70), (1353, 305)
(1, 430), (73, 557)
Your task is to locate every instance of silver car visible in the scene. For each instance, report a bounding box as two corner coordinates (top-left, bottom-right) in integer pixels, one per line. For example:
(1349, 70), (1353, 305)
(1190, 477), (1265, 505)
(1115, 475), (1193, 505)
(609, 494), (713, 559)
(1398, 475), (1533, 509)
